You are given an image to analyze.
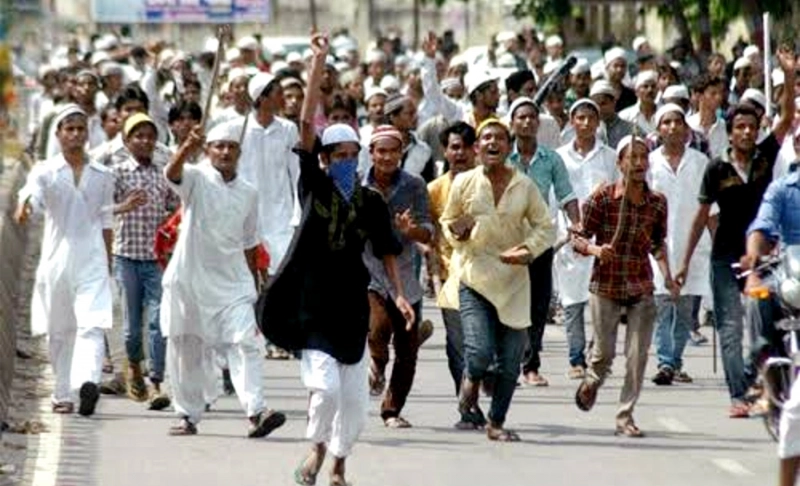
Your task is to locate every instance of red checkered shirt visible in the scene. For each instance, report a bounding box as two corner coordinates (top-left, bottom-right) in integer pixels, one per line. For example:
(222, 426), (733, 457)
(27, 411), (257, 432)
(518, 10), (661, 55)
(112, 154), (180, 261)
(578, 182), (668, 301)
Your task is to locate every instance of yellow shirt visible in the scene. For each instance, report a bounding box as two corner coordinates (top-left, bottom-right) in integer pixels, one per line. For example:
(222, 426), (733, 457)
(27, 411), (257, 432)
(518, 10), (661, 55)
(438, 166), (555, 329)
(428, 173), (454, 282)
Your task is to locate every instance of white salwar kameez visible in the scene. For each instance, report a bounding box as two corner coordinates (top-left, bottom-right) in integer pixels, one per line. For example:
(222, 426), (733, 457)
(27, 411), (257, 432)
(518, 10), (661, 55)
(554, 140), (618, 306)
(229, 114), (301, 274)
(18, 155), (114, 404)
(160, 161), (267, 425)
(301, 349), (369, 458)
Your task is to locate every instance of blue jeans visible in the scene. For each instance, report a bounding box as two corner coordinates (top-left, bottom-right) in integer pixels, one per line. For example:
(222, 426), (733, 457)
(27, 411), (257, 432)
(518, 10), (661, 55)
(744, 294), (786, 381)
(564, 302), (587, 367)
(459, 284), (527, 426)
(653, 295), (697, 370)
(114, 256), (166, 383)
(710, 259), (747, 403)
(441, 308), (465, 396)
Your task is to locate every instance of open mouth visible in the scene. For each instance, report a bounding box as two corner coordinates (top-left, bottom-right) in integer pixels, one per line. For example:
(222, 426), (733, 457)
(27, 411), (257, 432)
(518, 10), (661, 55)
(486, 148), (501, 157)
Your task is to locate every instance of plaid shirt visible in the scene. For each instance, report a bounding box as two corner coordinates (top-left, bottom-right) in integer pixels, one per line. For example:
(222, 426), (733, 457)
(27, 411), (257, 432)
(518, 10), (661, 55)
(578, 183), (668, 301)
(112, 153), (180, 261)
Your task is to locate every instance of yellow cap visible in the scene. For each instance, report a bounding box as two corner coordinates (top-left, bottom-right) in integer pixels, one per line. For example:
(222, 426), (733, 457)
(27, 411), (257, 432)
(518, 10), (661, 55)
(123, 113), (157, 138)
(475, 117), (508, 137)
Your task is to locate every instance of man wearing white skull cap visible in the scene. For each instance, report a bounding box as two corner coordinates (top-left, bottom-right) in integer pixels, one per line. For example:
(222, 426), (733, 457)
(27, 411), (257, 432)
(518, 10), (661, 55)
(604, 47), (637, 111)
(161, 122), (287, 437)
(618, 70), (659, 134)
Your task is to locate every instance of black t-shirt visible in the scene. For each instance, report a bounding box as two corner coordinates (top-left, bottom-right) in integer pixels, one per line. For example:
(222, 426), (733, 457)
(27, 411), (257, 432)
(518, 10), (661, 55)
(698, 133), (782, 261)
(615, 86), (638, 112)
(258, 146), (402, 365)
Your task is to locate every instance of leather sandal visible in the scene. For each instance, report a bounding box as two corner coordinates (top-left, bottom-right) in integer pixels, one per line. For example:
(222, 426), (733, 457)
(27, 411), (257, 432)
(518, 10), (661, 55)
(384, 416), (412, 428)
(575, 381), (598, 412)
(615, 422), (644, 438)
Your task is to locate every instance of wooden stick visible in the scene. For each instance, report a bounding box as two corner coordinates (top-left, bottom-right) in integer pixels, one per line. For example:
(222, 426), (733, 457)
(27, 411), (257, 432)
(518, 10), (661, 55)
(764, 12), (773, 120)
(200, 26), (229, 129)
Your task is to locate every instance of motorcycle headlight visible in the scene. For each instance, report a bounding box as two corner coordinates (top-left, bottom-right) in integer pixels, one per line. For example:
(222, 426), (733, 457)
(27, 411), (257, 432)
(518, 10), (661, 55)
(784, 245), (800, 280)
(780, 278), (800, 309)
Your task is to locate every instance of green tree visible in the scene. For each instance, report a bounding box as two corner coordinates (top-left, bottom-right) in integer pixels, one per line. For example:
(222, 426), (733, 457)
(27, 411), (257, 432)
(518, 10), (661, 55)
(511, 0), (572, 29)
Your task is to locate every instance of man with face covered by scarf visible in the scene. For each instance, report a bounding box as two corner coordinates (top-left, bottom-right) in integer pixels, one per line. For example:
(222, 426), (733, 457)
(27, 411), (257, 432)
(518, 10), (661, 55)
(259, 32), (414, 486)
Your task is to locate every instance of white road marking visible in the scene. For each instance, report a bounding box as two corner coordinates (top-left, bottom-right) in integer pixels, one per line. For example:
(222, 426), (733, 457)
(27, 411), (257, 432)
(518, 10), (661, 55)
(658, 417), (691, 433)
(712, 458), (755, 477)
(30, 389), (61, 486)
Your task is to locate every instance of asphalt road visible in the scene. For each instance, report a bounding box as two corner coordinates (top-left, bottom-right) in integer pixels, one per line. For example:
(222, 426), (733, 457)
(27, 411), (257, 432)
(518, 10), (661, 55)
(21, 301), (779, 486)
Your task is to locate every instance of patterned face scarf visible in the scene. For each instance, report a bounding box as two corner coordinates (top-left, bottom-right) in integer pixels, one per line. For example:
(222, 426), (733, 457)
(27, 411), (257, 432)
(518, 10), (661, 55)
(328, 158), (359, 201)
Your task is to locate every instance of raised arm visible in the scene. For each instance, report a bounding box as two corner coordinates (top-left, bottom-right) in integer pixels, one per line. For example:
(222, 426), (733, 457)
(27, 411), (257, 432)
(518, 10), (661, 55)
(299, 32), (330, 152)
(165, 126), (204, 184)
(773, 46), (796, 144)
(420, 32), (464, 123)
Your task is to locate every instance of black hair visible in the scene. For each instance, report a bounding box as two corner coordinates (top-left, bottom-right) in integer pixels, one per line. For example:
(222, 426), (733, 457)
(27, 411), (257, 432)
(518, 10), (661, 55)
(324, 93), (357, 119)
(115, 83), (150, 111)
(692, 73), (725, 94)
(726, 104), (760, 134)
(168, 100), (202, 124)
(505, 70), (535, 95)
(100, 104), (117, 123)
(183, 78), (202, 92)
(439, 121), (476, 148)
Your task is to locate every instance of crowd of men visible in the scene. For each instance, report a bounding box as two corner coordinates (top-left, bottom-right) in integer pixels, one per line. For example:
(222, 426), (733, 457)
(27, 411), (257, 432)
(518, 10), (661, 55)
(12, 25), (800, 485)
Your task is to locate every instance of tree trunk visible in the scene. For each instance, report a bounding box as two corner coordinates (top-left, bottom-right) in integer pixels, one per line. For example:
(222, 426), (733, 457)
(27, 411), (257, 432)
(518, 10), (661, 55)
(697, 0), (712, 55)
(665, 0), (694, 51)
(413, 0), (421, 51)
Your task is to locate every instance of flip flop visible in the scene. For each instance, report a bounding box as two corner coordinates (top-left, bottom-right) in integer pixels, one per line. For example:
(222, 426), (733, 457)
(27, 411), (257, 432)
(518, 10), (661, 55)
(575, 381), (598, 412)
(487, 428), (521, 442)
(294, 460), (317, 486)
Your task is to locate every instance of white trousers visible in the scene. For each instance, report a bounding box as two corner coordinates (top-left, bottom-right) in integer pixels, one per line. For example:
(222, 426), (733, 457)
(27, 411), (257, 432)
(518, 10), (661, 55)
(48, 327), (105, 404)
(301, 349), (369, 458)
(168, 334), (267, 424)
(779, 376), (800, 458)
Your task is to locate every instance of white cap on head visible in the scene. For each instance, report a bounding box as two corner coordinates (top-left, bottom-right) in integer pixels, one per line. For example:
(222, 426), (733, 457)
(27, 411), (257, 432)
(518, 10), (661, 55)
(91, 51), (111, 66)
(94, 34), (118, 52)
(589, 80), (616, 98)
(248, 72), (277, 101)
(465, 69), (498, 96)
(366, 50), (386, 64)
(52, 103), (87, 130)
(632, 35), (648, 52)
(440, 77), (462, 92)
(634, 70), (658, 89)
(543, 59), (563, 76)
(569, 98), (600, 118)
(365, 87), (388, 103)
(496, 31), (517, 43)
(228, 67), (250, 82)
(743, 45), (760, 58)
(590, 60), (605, 80)
(772, 69), (786, 87)
(662, 84), (690, 101)
(508, 96), (538, 120)
(270, 61), (290, 73)
(99, 62), (124, 77)
(379, 74), (400, 92)
(321, 123), (360, 148)
(741, 88), (767, 110)
(225, 48), (241, 63)
(654, 103), (686, 127)
(615, 135), (648, 157)
(207, 121), (242, 145)
(604, 47), (627, 67)
(497, 52), (518, 69)
(571, 58), (590, 76)
(449, 54), (467, 68)
(286, 52), (303, 64)
(38, 64), (57, 79)
(203, 38), (219, 54)
(236, 36), (259, 51)
(734, 57), (751, 71)
(545, 35), (563, 48)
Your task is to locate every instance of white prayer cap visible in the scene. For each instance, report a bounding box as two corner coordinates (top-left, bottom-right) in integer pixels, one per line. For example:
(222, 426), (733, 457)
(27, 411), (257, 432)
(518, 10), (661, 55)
(571, 58), (590, 76)
(543, 59), (563, 76)
(440, 77), (462, 92)
(94, 34), (118, 52)
(604, 47), (627, 67)
(449, 54), (467, 68)
(465, 69), (498, 96)
(248, 72), (277, 101)
(335, 61), (349, 73)
(508, 96), (538, 119)
(365, 87), (388, 103)
(280, 76), (304, 89)
(52, 103), (87, 130)
(203, 37), (219, 54)
(734, 57), (751, 71)
(286, 52), (303, 64)
(654, 103), (686, 127)
(379, 74), (400, 92)
(742, 88), (767, 109)
(38, 64), (57, 79)
(545, 35), (563, 48)
(773, 69), (786, 87)
(168, 52), (187, 69)
(590, 60), (605, 80)
(321, 123), (360, 148)
(569, 98), (600, 118)
(662, 84), (690, 101)
(236, 36), (259, 51)
(498, 52), (518, 69)
(99, 62), (124, 77)
(496, 31), (517, 43)
(228, 67), (250, 82)
(634, 70), (658, 89)
(270, 61), (289, 73)
(91, 51), (111, 66)
(225, 48), (241, 63)
(365, 50), (386, 64)
(303, 48), (314, 60)
(206, 121), (241, 145)
(615, 135), (649, 157)
(743, 44), (760, 58)
(632, 35), (648, 52)
(589, 79), (616, 98)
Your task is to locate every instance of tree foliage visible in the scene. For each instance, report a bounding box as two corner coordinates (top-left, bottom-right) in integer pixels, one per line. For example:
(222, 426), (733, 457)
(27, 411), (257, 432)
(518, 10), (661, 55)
(657, 0), (793, 41)
(511, 0), (572, 28)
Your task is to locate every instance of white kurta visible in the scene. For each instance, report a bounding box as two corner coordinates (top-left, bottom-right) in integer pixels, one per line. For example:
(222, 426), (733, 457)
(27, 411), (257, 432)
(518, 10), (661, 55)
(45, 113), (106, 160)
(618, 103), (656, 135)
(647, 147), (712, 297)
(687, 113), (729, 160)
(18, 155), (114, 337)
(228, 114), (300, 273)
(555, 140), (618, 306)
(160, 162), (261, 344)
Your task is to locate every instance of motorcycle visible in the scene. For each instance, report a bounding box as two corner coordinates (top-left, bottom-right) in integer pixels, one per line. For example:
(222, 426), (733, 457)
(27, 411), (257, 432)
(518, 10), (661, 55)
(735, 245), (800, 442)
